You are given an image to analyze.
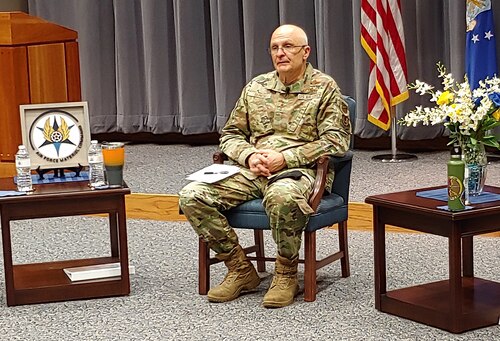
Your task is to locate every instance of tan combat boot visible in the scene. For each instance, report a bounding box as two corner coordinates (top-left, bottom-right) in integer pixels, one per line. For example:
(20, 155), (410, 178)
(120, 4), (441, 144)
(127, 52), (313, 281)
(207, 245), (261, 302)
(262, 254), (299, 308)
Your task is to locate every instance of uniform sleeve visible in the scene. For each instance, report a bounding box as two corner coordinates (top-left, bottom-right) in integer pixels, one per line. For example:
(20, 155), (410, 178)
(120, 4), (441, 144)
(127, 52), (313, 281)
(281, 83), (352, 168)
(219, 87), (258, 166)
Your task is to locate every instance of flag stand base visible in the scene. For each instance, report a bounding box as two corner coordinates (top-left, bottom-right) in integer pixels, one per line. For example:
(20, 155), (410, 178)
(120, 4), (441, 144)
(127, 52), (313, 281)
(371, 153), (418, 163)
(372, 116), (417, 162)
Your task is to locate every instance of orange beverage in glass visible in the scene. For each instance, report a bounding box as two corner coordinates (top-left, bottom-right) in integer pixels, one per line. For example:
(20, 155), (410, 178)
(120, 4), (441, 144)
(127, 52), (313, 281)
(102, 142), (125, 187)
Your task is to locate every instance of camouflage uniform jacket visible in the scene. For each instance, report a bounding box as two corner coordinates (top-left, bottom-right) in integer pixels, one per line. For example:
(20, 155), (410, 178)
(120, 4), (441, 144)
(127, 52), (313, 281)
(219, 63), (352, 192)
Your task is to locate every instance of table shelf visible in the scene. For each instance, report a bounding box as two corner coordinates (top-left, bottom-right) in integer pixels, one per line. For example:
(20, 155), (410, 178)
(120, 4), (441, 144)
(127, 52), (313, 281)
(13, 257), (121, 289)
(382, 277), (500, 331)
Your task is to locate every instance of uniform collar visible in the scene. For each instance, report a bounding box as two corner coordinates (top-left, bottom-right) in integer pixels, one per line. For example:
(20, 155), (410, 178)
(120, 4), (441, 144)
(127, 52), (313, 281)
(266, 63), (314, 94)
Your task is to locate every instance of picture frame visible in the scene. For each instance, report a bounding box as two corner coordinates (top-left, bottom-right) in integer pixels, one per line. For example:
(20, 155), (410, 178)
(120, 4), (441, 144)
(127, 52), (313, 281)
(19, 101), (91, 170)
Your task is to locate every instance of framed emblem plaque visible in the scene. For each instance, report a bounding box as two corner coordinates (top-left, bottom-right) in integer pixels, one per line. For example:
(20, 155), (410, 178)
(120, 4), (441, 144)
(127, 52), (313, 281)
(19, 102), (91, 170)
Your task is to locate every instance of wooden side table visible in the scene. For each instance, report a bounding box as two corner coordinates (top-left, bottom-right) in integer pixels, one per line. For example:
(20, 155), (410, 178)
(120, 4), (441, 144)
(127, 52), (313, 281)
(0, 178), (131, 306)
(366, 185), (500, 333)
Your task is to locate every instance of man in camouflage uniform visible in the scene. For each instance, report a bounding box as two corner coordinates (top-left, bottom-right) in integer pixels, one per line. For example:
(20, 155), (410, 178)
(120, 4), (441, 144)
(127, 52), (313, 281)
(179, 24), (351, 308)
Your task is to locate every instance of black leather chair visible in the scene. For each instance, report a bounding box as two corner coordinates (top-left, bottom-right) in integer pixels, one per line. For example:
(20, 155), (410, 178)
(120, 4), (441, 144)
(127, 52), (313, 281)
(198, 96), (355, 302)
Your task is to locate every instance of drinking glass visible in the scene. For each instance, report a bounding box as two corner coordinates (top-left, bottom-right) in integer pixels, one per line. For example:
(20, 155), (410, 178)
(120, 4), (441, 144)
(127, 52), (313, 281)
(102, 142), (125, 188)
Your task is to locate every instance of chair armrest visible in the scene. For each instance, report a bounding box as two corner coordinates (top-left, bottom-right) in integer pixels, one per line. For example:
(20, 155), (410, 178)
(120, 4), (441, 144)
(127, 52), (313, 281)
(308, 155), (330, 211)
(213, 151), (228, 164)
(309, 151), (353, 211)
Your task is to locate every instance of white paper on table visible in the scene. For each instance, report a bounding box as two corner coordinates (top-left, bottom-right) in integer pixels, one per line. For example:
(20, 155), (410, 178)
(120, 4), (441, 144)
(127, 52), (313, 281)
(186, 164), (240, 183)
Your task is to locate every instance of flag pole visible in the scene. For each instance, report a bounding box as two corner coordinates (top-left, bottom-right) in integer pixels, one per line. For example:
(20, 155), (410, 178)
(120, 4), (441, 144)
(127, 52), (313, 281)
(371, 105), (417, 162)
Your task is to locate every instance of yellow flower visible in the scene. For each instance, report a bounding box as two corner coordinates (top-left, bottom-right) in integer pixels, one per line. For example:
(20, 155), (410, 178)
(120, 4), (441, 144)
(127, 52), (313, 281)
(437, 91), (454, 105)
(449, 103), (462, 116)
(493, 108), (500, 121)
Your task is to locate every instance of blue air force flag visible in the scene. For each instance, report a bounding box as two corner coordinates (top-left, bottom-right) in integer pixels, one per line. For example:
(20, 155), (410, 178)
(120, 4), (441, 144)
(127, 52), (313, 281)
(466, 0), (498, 90)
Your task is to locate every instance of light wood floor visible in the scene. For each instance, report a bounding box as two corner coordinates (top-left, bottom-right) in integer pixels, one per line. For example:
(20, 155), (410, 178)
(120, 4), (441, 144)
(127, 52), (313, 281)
(125, 194), (500, 237)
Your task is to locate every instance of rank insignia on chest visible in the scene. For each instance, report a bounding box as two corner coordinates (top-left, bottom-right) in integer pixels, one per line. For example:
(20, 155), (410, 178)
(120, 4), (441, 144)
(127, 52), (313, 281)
(297, 94), (317, 100)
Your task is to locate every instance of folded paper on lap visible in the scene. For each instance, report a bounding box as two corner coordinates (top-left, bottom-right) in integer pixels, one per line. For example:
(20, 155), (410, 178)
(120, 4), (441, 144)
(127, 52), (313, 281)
(186, 164), (240, 184)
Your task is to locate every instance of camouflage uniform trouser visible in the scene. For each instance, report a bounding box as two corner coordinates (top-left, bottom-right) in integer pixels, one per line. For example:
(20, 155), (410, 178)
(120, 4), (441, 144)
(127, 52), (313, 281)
(178, 171), (315, 259)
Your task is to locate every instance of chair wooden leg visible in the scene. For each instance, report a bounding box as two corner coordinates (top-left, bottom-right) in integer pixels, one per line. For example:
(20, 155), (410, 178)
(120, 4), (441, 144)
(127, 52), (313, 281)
(338, 221), (350, 278)
(198, 238), (210, 295)
(254, 230), (266, 272)
(304, 231), (317, 302)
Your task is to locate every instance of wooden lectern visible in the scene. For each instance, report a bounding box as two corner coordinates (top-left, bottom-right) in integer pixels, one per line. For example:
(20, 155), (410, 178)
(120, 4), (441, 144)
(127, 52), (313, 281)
(0, 12), (81, 177)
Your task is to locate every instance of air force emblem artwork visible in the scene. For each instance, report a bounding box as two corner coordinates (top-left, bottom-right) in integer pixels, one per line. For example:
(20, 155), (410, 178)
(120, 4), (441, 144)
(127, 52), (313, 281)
(29, 110), (84, 164)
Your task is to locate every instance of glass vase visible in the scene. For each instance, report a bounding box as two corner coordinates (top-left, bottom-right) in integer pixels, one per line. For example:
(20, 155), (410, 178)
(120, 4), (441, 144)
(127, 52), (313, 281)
(461, 143), (487, 196)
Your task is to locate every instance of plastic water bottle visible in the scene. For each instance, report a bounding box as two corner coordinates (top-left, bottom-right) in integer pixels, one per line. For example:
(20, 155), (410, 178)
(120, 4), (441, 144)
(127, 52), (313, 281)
(88, 140), (106, 188)
(15, 145), (33, 192)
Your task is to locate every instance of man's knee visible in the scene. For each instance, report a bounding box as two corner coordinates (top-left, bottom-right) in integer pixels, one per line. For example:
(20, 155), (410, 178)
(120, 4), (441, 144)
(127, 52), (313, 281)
(265, 181), (289, 197)
(264, 183), (305, 209)
(178, 182), (207, 212)
(264, 179), (314, 216)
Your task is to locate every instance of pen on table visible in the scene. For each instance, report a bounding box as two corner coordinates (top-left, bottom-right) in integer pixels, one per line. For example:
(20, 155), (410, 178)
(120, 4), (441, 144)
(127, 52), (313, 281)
(204, 171), (229, 174)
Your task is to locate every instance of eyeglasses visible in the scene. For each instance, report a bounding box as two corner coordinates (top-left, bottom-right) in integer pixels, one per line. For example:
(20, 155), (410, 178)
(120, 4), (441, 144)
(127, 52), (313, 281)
(267, 44), (307, 55)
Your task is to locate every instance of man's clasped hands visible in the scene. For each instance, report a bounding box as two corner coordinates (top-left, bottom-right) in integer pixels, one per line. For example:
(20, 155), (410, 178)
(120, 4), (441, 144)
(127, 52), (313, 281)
(248, 150), (287, 177)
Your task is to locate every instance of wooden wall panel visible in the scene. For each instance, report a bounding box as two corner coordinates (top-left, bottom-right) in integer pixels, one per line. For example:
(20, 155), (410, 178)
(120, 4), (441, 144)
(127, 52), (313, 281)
(65, 41), (81, 101)
(0, 12), (77, 45)
(0, 163), (16, 178)
(27, 43), (68, 103)
(0, 46), (29, 162)
(0, 12), (81, 175)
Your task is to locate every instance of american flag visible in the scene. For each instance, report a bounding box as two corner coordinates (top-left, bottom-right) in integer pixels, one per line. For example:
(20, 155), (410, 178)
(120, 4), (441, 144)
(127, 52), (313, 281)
(360, 0), (408, 131)
(466, 0), (497, 90)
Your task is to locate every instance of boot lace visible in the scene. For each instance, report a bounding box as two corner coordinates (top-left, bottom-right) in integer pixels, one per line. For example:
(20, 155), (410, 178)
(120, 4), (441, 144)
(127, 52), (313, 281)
(221, 270), (239, 285)
(269, 274), (295, 290)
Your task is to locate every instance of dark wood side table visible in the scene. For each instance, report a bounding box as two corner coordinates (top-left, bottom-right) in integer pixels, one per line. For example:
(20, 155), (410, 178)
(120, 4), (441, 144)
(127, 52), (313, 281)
(366, 185), (500, 333)
(0, 178), (131, 306)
